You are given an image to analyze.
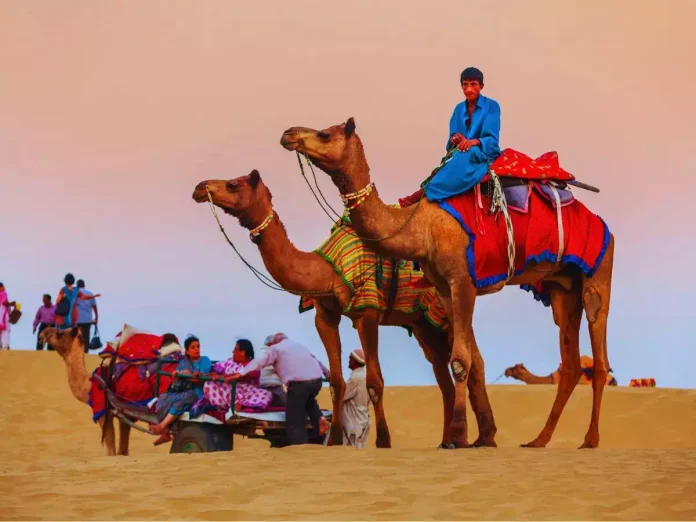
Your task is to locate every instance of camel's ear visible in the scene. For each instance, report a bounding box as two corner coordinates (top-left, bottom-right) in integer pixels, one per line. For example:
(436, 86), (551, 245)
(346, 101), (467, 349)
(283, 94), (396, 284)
(70, 327), (79, 338)
(345, 117), (356, 137)
(249, 169), (261, 188)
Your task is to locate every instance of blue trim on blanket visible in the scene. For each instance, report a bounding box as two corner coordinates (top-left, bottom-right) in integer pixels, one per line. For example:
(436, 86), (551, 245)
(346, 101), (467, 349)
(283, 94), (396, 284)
(438, 202), (612, 299)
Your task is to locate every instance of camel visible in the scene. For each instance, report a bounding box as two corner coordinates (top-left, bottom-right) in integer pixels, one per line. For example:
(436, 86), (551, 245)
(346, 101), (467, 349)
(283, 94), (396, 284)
(505, 357), (617, 386)
(40, 326), (132, 456)
(279, 118), (615, 449)
(192, 171), (497, 448)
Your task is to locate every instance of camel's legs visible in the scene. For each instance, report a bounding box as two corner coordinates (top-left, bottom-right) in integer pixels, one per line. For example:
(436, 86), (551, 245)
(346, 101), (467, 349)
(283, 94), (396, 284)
(118, 420), (131, 456)
(412, 322), (455, 447)
(314, 305), (345, 446)
(446, 276), (478, 449)
(355, 308), (391, 448)
(580, 234), (614, 449)
(98, 414), (116, 456)
(468, 337), (497, 447)
(522, 284), (583, 448)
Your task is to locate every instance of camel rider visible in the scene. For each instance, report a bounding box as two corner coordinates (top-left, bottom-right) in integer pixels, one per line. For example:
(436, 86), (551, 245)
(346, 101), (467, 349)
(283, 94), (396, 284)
(399, 67), (502, 206)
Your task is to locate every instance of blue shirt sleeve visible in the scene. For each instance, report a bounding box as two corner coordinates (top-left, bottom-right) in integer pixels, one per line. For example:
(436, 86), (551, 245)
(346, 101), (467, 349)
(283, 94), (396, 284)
(447, 103), (464, 150)
(478, 101), (501, 158)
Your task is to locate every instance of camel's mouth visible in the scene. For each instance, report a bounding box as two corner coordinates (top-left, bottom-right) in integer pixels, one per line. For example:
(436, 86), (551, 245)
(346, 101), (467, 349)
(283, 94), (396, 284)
(280, 128), (302, 151)
(192, 183), (210, 203)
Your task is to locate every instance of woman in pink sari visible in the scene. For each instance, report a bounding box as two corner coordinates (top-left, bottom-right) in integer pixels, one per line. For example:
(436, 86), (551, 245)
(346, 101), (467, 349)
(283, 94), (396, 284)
(195, 339), (272, 415)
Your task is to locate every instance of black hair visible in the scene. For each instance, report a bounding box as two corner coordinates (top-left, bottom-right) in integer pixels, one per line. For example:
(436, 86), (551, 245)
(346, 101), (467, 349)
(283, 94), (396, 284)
(43, 294), (51, 300)
(460, 67), (484, 85)
(235, 338), (255, 360)
(77, 279), (85, 288)
(64, 273), (75, 285)
(160, 333), (180, 348)
(184, 335), (200, 351)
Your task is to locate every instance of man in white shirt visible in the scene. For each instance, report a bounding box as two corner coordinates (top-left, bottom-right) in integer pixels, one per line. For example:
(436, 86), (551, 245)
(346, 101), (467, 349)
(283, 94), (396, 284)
(342, 348), (370, 448)
(230, 332), (329, 445)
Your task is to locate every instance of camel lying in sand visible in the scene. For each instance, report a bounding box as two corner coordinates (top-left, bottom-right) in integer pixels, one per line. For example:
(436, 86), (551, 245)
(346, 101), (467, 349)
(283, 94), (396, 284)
(505, 357), (617, 386)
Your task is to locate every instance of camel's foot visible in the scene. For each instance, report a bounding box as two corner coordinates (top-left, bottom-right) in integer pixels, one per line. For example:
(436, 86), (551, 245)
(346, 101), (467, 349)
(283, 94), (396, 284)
(375, 435), (392, 449)
(375, 425), (391, 448)
(578, 438), (599, 449)
(472, 436), (497, 448)
(437, 442), (472, 449)
(520, 438), (548, 448)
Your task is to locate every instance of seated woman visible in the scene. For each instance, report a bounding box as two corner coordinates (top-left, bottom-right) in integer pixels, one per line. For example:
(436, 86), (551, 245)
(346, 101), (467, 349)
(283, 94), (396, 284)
(150, 335), (212, 445)
(193, 339), (272, 416)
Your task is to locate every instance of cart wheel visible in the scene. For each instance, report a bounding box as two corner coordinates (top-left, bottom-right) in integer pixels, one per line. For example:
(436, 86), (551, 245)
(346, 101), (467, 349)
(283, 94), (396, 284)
(170, 423), (234, 454)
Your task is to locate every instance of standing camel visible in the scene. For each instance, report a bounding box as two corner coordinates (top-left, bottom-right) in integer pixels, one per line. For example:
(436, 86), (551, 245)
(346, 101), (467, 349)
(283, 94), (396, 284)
(279, 118), (615, 449)
(192, 171), (497, 448)
(40, 327), (132, 456)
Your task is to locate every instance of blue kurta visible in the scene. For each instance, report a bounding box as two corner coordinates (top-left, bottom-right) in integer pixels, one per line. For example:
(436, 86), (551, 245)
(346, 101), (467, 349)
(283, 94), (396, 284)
(424, 95), (502, 202)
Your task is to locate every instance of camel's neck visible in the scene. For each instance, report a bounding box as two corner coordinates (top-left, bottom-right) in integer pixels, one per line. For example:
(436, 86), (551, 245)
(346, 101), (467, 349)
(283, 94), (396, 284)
(516, 370), (556, 385)
(336, 154), (423, 261)
(253, 213), (335, 294)
(62, 343), (92, 403)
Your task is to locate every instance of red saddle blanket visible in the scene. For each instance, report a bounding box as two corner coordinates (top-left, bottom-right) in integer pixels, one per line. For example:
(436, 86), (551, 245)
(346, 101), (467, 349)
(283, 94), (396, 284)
(483, 149), (575, 182)
(89, 332), (178, 422)
(439, 186), (610, 294)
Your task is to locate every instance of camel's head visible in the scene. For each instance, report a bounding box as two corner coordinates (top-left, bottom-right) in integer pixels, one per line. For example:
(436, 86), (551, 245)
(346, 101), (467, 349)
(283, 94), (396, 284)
(192, 170), (274, 243)
(40, 327), (84, 358)
(504, 363), (527, 379)
(280, 118), (364, 185)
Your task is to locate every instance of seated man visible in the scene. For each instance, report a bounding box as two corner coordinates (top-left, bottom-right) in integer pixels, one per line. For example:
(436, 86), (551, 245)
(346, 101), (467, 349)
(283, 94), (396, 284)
(400, 67), (502, 206)
(229, 332), (330, 446)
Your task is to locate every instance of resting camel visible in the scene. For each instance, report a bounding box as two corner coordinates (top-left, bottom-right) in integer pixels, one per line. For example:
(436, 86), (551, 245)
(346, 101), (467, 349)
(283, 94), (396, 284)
(192, 171), (497, 448)
(280, 118), (615, 449)
(41, 327), (131, 456)
(505, 357), (617, 386)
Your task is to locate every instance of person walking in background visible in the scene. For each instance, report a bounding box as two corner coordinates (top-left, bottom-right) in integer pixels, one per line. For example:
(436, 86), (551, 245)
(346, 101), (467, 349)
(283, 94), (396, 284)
(0, 282), (17, 350)
(55, 273), (100, 333)
(33, 294), (56, 351)
(75, 279), (98, 351)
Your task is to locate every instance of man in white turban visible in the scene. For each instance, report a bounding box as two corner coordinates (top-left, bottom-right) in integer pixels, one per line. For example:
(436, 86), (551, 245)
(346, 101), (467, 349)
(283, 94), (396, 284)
(342, 348), (370, 448)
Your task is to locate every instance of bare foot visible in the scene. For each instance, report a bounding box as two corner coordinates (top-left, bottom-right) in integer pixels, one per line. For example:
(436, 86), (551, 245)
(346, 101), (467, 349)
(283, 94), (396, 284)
(153, 432), (173, 446)
(150, 423), (166, 435)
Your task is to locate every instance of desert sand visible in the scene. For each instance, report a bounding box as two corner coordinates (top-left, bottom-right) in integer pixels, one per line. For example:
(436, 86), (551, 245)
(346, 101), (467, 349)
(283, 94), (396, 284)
(0, 350), (694, 520)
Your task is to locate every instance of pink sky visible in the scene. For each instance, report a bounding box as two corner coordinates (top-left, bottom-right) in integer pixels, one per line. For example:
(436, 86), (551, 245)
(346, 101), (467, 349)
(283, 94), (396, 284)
(2, 1), (695, 387)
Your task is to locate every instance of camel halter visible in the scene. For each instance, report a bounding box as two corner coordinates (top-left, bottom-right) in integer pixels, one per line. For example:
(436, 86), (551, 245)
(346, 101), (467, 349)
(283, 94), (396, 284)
(294, 151), (424, 243)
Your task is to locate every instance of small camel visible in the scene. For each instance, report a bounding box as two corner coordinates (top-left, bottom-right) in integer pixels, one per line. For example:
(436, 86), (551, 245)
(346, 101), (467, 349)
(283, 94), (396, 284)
(192, 171), (497, 448)
(280, 118), (615, 449)
(505, 357), (617, 386)
(41, 327), (132, 456)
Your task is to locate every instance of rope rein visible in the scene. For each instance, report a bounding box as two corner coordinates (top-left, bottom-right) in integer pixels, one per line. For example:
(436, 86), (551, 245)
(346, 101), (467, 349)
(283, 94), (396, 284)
(204, 186), (390, 298)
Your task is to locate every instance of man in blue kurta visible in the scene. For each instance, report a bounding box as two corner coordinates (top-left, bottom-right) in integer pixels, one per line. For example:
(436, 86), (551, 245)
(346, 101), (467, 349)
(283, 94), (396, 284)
(400, 67), (502, 206)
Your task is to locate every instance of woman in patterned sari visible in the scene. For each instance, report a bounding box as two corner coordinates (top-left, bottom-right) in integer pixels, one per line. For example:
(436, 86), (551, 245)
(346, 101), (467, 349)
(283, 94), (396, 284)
(192, 339), (272, 417)
(150, 334), (212, 445)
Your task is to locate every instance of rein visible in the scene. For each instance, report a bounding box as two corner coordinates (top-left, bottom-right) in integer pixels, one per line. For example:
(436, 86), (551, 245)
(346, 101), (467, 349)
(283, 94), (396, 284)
(203, 185), (391, 298)
(295, 151), (426, 243)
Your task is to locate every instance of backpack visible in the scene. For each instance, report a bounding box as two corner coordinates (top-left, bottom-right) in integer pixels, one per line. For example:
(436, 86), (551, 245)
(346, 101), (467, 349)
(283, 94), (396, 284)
(55, 287), (73, 317)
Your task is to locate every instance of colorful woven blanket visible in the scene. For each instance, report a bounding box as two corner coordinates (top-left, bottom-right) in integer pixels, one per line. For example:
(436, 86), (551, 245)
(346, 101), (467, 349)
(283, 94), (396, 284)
(299, 219), (448, 332)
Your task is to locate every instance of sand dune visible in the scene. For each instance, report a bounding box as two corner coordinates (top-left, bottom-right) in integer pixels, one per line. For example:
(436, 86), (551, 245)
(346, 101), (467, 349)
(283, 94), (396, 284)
(0, 350), (694, 520)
